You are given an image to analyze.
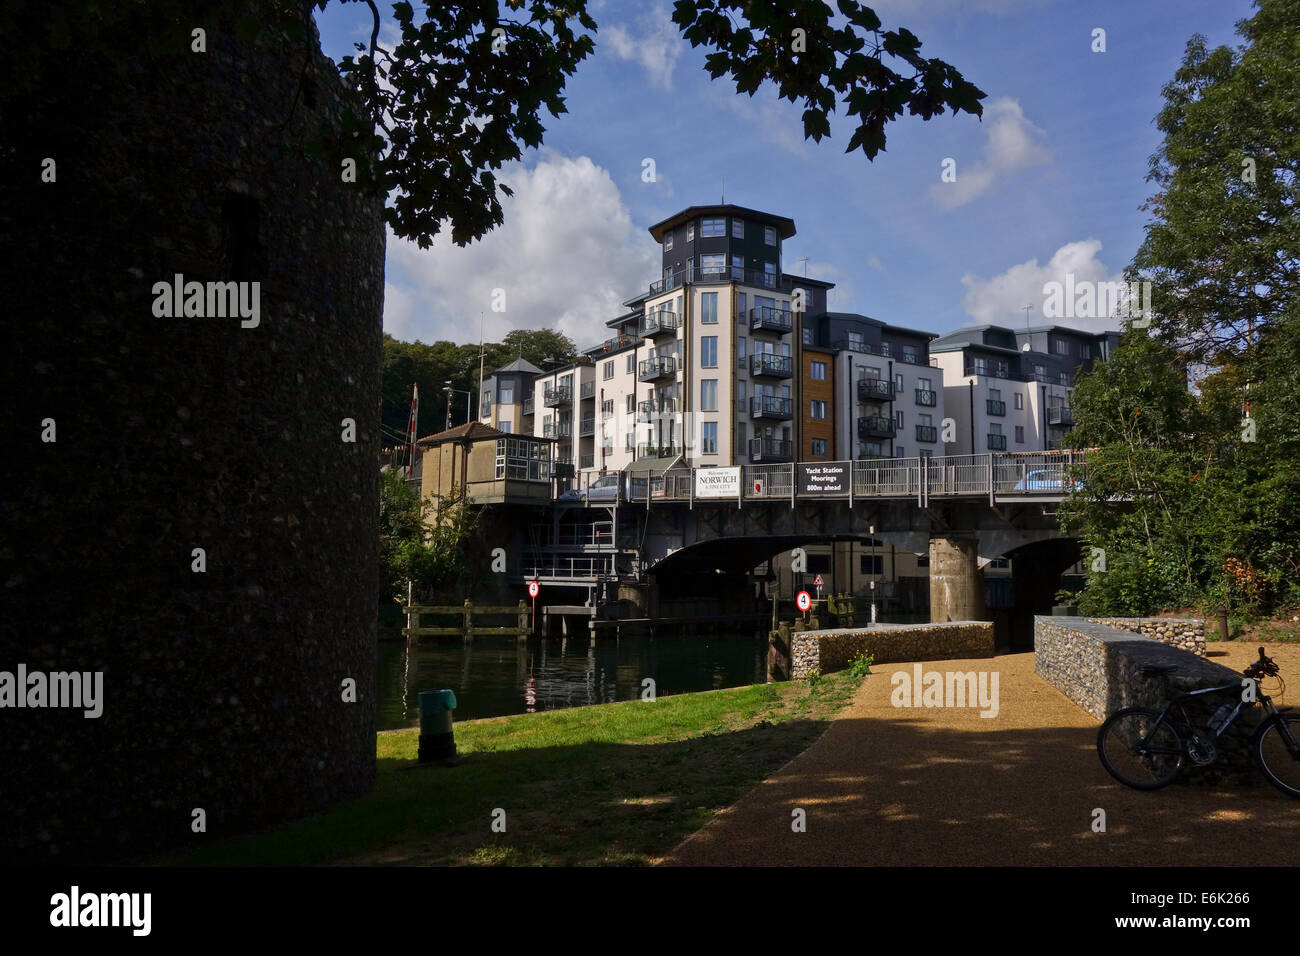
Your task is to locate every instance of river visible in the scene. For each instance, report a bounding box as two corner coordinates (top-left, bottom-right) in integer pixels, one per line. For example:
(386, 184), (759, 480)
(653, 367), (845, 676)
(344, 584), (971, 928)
(375, 632), (769, 729)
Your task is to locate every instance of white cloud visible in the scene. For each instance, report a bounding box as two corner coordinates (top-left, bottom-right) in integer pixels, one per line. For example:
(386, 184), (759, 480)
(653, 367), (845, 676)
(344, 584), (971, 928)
(383, 153), (659, 347)
(603, 5), (681, 90)
(867, 255), (885, 272)
(930, 97), (1050, 210)
(960, 239), (1124, 333)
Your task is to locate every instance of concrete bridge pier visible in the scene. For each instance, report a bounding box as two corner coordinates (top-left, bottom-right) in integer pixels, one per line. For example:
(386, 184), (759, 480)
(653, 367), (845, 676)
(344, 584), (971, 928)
(929, 535), (987, 623)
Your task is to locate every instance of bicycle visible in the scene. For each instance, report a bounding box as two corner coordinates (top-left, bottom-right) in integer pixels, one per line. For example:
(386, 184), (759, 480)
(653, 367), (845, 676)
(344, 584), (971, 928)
(1096, 646), (1300, 798)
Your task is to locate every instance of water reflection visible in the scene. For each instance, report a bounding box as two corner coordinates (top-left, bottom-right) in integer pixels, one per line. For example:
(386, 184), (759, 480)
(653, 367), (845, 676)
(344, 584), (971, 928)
(376, 633), (768, 730)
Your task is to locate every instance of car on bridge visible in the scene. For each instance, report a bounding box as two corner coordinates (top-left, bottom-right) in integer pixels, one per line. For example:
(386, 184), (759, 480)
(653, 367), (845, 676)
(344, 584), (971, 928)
(1012, 468), (1083, 492)
(559, 475), (648, 503)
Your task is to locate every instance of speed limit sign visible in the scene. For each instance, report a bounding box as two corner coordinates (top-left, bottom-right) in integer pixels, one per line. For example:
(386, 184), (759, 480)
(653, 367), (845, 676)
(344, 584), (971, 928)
(796, 590), (812, 613)
(528, 581), (539, 599)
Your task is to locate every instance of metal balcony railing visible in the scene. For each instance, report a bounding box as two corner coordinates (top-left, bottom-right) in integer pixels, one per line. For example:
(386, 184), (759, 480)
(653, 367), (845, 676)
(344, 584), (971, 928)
(749, 438), (794, 463)
(915, 424), (938, 444)
(543, 420), (572, 439)
(544, 385), (572, 407)
(857, 377), (894, 402)
(750, 306), (793, 334)
(749, 353), (792, 378)
(750, 396), (793, 420)
(637, 399), (675, 422)
(858, 415), (897, 440)
(987, 433), (1008, 451)
(578, 416), (595, 437)
(1048, 406), (1074, 426)
(639, 311), (679, 337)
(638, 356), (677, 381)
(986, 399), (1006, 417)
(915, 389), (937, 407)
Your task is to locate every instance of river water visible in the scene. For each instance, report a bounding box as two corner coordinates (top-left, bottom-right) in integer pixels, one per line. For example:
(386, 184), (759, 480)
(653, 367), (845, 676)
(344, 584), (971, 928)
(375, 633), (769, 729)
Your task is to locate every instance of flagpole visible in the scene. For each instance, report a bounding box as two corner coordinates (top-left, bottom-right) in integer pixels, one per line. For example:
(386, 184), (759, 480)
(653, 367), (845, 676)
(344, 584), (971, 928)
(477, 311), (486, 425)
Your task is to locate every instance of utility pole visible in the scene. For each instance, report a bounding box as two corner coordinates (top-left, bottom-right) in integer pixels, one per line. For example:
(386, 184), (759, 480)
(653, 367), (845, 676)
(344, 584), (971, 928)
(476, 310), (486, 424)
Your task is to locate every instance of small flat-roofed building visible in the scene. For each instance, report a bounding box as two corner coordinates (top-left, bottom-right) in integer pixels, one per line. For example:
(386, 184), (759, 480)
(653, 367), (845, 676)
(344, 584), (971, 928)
(416, 421), (556, 510)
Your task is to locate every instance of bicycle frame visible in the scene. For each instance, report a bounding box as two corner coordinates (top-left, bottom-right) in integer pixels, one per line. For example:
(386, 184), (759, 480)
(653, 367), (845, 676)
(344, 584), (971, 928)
(1145, 679), (1285, 750)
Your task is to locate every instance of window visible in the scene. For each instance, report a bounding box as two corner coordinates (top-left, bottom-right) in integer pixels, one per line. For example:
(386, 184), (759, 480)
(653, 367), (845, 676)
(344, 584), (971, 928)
(701, 421), (718, 453)
(499, 386), (513, 404)
(902, 345), (918, 365)
(1033, 364), (1045, 379)
(810, 361), (827, 381)
(895, 409), (904, 427)
(701, 379), (718, 412)
(763, 261), (776, 286)
(764, 225), (777, 246)
(700, 253), (725, 276)
(972, 357), (987, 376)
(627, 353), (635, 374)
(482, 389), (492, 408)
(811, 438), (828, 457)
(894, 373), (904, 393)
(919, 377), (932, 391)
(848, 331), (864, 351)
(736, 380), (746, 402)
(701, 217), (725, 237)
(810, 399), (827, 419)
(860, 554), (884, 575)
(1015, 425), (1025, 443)
(701, 336), (718, 367)
(732, 218), (744, 239)
(603, 360), (614, 380)
(1053, 338), (1069, 355)
(896, 446), (905, 457)
(731, 254), (744, 279)
(738, 336), (746, 358)
(990, 423), (1003, 435)
(701, 292), (718, 324)
(601, 398), (614, 418)
(737, 292), (747, 320)
(687, 222), (695, 242)
(990, 388), (1001, 401)
(625, 432), (636, 451)
(499, 420), (511, 434)
(1014, 392), (1024, 410)
(664, 233), (673, 252)
(626, 394), (635, 413)
(802, 327), (812, 345)
(919, 413), (932, 426)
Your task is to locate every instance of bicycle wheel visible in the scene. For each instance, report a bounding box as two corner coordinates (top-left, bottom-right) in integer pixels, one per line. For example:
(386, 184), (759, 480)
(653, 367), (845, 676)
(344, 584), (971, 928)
(1098, 707), (1184, 790)
(1253, 714), (1300, 799)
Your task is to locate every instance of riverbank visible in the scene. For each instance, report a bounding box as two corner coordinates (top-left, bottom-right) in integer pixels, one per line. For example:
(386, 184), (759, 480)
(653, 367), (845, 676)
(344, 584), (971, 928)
(173, 671), (862, 866)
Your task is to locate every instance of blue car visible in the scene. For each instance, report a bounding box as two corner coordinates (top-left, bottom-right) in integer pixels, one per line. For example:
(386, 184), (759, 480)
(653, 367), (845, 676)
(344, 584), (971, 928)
(1012, 468), (1082, 492)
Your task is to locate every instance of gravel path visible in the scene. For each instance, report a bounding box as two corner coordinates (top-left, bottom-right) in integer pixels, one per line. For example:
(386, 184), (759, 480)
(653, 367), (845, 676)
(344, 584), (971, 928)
(662, 645), (1300, 866)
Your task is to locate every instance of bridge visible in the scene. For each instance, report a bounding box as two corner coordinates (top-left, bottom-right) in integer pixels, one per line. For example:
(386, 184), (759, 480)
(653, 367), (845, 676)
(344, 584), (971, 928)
(492, 451), (1090, 647)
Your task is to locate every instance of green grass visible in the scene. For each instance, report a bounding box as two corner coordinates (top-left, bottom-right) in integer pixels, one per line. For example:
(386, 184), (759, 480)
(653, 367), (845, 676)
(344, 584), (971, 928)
(171, 672), (862, 866)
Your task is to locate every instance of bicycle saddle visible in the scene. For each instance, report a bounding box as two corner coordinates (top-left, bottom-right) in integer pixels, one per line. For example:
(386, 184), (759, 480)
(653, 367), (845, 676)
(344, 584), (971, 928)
(1141, 664), (1178, 676)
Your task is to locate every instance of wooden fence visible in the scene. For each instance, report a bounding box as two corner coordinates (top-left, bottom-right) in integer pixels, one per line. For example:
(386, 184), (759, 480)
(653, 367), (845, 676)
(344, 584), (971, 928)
(403, 600), (530, 641)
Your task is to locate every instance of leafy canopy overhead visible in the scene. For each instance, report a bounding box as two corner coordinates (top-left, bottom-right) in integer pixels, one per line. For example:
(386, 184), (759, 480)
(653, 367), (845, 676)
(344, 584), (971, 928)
(330, 0), (985, 247)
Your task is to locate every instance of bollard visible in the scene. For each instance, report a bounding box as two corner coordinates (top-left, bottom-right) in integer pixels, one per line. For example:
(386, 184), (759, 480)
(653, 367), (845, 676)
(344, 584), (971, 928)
(417, 688), (458, 763)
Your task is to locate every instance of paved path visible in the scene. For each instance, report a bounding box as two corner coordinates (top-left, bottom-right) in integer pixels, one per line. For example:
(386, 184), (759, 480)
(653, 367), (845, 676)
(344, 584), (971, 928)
(663, 647), (1300, 866)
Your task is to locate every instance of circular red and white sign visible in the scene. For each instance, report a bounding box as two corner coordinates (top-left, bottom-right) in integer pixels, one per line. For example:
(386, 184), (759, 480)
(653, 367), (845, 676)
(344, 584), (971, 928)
(528, 581), (539, 598)
(796, 590), (812, 612)
(754, 480), (763, 493)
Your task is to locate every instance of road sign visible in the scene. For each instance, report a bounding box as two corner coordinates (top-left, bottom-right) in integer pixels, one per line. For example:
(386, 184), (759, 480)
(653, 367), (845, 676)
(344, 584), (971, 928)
(528, 581), (539, 598)
(796, 590), (812, 613)
(813, 574), (823, 588)
(753, 478), (763, 494)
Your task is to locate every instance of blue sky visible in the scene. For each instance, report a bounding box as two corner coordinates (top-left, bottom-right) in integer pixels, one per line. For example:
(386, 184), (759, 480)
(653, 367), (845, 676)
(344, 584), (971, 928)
(313, 0), (1254, 348)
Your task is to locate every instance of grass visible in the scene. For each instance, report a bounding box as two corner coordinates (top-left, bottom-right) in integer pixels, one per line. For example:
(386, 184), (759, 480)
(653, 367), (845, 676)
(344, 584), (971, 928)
(171, 671), (862, 867)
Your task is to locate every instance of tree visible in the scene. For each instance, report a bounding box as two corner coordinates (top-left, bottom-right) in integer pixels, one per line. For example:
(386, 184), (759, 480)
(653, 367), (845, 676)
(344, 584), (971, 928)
(378, 469), (480, 604)
(1130, 0), (1300, 365)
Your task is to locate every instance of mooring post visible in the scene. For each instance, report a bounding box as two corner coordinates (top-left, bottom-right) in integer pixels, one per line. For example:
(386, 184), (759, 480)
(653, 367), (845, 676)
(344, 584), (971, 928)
(463, 598), (473, 643)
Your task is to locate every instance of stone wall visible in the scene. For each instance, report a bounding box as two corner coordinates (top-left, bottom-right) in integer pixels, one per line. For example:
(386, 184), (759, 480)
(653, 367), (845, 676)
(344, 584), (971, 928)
(788, 621), (995, 679)
(1089, 617), (1206, 657)
(1, 4), (385, 860)
(1034, 617), (1262, 785)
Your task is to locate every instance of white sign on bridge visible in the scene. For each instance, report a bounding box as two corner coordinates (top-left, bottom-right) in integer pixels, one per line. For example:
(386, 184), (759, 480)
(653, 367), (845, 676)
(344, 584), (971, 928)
(694, 466), (740, 498)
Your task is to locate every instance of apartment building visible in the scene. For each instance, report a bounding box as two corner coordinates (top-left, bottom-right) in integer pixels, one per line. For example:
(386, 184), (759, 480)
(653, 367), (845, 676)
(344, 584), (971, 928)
(478, 357), (542, 436)
(930, 324), (1119, 454)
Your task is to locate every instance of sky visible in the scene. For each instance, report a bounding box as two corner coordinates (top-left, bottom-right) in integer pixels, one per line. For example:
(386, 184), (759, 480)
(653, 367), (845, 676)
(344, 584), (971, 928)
(312, 0), (1256, 349)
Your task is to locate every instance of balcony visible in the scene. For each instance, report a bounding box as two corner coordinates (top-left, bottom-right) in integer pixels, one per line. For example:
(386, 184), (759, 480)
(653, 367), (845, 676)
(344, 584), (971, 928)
(832, 338), (890, 358)
(857, 377), (894, 402)
(543, 419), (572, 439)
(1048, 406), (1074, 427)
(750, 438), (793, 463)
(914, 389), (937, 407)
(750, 396), (793, 420)
(915, 424), (938, 444)
(637, 443), (681, 459)
(579, 453), (594, 469)
(544, 385), (572, 408)
(858, 415), (897, 440)
(522, 396), (534, 415)
(638, 356), (677, 382)
(580, 381), (594, 400)
(639, 311), (680, 338)
(750, 306), (793, 334)
(749, 353), (792, 379)
(966, 362), (1012, 380)
(637, 399), (675, 423)
(987, 433), (1008, 451)
(986, 399), (1006, 417)
(578, 415), (595, 437)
